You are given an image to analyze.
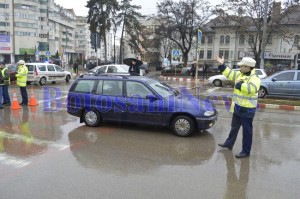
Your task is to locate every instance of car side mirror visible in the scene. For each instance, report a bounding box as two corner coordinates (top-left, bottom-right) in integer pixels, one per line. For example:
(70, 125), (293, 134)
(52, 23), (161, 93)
(271, 78), (277, 82)
(146, 94), (158, 101)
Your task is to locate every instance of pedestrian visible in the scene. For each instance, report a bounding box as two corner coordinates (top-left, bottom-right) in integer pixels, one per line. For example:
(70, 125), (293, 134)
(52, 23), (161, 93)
(128, 59), (140, 76)
(191, 64), (196, 78)
(216, 56), (261, 158)
(15, 60), (28, 106)
(0, 61), (11, 106)
(73, 62), (79, 75)
(203, 62), (209, 79)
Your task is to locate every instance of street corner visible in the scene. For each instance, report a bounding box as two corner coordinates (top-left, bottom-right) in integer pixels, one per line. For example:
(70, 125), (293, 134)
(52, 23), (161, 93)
(258, 103), (300, 111)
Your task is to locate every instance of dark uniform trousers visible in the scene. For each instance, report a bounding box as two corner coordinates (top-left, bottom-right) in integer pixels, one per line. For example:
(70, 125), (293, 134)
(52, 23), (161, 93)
(224, 114), (253, 155)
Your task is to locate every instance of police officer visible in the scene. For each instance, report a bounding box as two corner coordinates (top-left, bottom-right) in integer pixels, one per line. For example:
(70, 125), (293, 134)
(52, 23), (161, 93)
(216, 56), (261, 158)
(0, 61), (11, 106)
(15, 60), (28, 106)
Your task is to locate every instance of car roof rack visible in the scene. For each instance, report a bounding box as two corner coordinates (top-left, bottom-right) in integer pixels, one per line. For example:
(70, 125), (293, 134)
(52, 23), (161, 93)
(79, 73), (130, 79)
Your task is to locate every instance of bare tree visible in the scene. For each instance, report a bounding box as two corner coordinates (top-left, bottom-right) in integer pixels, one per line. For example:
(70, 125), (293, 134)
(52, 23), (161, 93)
(156, 0), (213, 67)
(215, 0), (297, 67)
(117, 0), (145, 63)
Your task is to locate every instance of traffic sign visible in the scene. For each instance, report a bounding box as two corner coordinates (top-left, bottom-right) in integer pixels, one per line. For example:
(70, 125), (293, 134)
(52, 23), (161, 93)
(172, 50), (180, 57)
(46, 51), (50, 57)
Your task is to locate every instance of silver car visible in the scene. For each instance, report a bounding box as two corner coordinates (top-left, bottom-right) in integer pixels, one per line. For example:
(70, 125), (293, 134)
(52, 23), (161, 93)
(89, 64), (146, 76)
(207, 69), (267, 87)
(258, 70), (300, 98)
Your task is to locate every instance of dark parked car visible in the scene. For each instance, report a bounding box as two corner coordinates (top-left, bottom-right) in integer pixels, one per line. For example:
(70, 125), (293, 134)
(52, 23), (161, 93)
(67, 75), (218, 137)
(258, 70), (300, 98)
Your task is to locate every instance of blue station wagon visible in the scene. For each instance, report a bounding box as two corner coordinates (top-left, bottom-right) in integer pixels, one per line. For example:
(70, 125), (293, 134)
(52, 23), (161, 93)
(67, 75), (218, 137)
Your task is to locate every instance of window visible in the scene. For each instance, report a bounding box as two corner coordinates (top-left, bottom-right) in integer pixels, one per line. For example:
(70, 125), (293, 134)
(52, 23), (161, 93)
(275, 72), (295, 81)
(297, 72), (300, 81)
(199, 50), (204, 59)
(220, 35), (224, 44)
(74, 80), (95, 93)
(207, 35), (213, 44)
(239, 35), (245, 44)
(224, 50), (229, 59)
(225, 35), (230, 44)
(103, 81), (122, 96)
(126, 81), (151, 98)
(255, 70), (263, 76)
(107, 66), (117, 73)
(55, 65), (63, 72)
(0, 4), (9, 8)
(0, 22), (9, 27)
(201, 36), (205, 44)
(38, 65), (46, 71)
(249, 35), (254, 44)
(219, 50), (224, 57)
(267, 36), (272, 44)
(207, 50), (212, 59)
(47, 65), (55, 71)
(97, 66), (106, 73)
(294, 35), (299, 45)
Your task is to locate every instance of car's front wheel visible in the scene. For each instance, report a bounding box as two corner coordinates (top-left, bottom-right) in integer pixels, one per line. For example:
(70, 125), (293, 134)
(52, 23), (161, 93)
(213, 79), (222, 87)
(39, 77), (47, 85)
(83, 110), (102, 127)
(172, 116), (195, 137)
(258, 87), (267, 98)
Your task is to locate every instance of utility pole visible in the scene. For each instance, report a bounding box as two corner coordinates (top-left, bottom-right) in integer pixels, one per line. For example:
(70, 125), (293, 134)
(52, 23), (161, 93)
(65, 28), (68, 70)
(260, 0), (268, 69)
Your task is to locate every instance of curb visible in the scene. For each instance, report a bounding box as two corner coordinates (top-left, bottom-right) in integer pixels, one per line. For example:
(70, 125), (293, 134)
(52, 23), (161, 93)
(214, 100), (300, 112)
(160, 76), (198, 82)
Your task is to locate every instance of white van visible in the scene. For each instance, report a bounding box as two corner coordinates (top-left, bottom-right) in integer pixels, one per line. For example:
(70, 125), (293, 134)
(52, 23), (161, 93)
(25, 63), (71, 85)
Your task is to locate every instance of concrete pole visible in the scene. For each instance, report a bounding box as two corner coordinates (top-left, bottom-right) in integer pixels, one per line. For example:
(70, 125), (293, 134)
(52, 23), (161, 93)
(260, 0), (268, 69)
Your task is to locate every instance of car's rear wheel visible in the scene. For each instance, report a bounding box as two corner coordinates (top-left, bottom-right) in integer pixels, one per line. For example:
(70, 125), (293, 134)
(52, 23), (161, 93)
(258, 87), (267, 98)
(66, 75), (71, 83)
(83, 110), (102, 127)
(213, 79), (222, 87)
(172, 116), (195, 137)
(39, 77), (47, 85)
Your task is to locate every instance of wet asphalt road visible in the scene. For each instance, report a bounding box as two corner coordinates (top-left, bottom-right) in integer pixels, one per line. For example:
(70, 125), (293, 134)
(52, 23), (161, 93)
(0, 79), (299, 199)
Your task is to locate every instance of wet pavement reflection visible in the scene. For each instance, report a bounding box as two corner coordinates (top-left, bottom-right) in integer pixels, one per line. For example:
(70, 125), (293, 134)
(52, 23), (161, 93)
(0, 83), (299, 198)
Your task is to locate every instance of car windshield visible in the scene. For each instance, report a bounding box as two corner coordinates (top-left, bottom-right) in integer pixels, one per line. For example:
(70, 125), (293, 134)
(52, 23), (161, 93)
(148, 80), (178, 98)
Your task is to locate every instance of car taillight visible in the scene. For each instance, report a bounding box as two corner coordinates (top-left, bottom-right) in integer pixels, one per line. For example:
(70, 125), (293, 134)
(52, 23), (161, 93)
(34, 67), (38, 76)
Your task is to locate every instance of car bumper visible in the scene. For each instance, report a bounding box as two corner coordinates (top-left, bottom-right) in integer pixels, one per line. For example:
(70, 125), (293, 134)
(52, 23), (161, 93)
(196, 112), (218, 130)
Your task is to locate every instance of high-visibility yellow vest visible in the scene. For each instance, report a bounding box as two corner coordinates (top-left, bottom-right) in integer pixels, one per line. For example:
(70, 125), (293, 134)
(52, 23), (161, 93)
(15, 65), (28, 87)
(222, 67), (261, 113)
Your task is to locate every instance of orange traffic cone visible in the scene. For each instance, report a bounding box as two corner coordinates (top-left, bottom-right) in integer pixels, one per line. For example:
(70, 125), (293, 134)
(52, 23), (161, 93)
(28, 89), (38, 106)
(10, 92), (22, 110)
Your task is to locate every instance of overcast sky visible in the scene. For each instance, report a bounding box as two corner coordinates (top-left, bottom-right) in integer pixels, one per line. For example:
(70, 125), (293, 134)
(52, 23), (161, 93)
(54, 0), (222, 17)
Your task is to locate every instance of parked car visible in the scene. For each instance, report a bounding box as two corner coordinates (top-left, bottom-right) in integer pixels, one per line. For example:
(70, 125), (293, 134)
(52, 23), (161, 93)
(89, 64), (146, 76)
(6, 63), (18, 82)
(25, 63), (72, 85)
(67, 75), (218, 137)
(207, 69), (267, 87)
(161, 65), (184, 75)
(258, 70), (300, 98)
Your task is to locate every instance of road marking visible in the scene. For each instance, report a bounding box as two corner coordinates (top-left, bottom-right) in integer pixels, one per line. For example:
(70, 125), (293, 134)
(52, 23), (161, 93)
(0, 154), (31, 168)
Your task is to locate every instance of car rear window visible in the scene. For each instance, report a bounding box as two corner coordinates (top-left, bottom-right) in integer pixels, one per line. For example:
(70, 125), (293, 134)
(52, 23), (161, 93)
(26, 64), (35, 71)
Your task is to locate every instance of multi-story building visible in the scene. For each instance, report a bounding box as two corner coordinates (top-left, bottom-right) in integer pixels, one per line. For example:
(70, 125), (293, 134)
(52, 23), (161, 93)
(75, 16), (91, 67)
(134, 2), (300, 70)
